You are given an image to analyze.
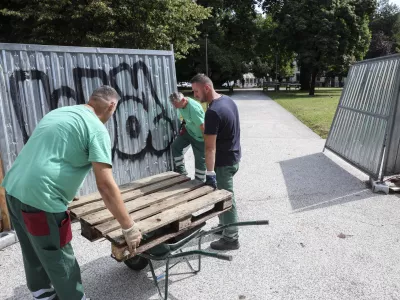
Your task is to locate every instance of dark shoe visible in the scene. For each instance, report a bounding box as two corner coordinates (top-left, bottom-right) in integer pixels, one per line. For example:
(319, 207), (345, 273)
(210, 238), (240, 250)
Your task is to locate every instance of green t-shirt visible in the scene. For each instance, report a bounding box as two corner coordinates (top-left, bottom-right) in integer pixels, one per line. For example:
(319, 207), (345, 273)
(1, 105), (112, 213)
(178, 97), (205, 141)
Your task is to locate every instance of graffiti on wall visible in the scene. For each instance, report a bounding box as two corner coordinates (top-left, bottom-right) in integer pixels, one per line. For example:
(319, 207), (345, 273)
(8, 61), (177, 163)
(0, 44), (179, 193)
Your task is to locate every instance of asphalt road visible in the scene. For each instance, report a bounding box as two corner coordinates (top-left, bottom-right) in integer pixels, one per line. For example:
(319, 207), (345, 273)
(1, 90), (400, 300)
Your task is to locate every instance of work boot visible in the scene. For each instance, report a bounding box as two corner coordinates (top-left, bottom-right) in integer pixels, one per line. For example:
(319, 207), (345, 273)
(210, 238), (240, 250)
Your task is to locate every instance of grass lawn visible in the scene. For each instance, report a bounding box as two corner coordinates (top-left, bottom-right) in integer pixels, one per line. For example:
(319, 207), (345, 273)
(266, 88), (343, 139)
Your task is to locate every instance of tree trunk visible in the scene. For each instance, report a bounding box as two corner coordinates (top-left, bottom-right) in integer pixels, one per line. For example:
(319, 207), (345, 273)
(309, 69), (318, 96)
(331, 76), (335, 88)
(338, 76), (343, 87)
(300, 65), (311, 91)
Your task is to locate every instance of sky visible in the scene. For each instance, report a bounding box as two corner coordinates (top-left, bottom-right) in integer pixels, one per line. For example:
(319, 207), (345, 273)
(255, 1), (400, 12)
(391, 0), (400, 6)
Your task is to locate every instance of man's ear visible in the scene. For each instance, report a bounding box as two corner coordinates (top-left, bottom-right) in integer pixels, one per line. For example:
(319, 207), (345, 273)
(108, 101), (116, 112)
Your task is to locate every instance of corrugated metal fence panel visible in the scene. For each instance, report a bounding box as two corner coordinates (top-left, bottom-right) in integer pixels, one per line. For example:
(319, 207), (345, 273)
(325, 55), (400, 178)
(0, 43), (179, 196)
(383, 71), (400, 176)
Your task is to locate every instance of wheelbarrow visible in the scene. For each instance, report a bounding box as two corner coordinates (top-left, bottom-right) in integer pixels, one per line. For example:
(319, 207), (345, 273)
(123, 220), (269, 300)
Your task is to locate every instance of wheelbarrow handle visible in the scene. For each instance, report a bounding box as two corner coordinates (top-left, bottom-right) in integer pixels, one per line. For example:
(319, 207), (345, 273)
(170, 250), (232, 261)
(245, 220), (269, 226)
(201, 220), (269, 236)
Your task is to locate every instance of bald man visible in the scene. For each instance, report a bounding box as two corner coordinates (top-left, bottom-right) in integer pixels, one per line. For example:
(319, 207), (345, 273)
(1, 86), (141, 300)
(169, 92), (206, 182)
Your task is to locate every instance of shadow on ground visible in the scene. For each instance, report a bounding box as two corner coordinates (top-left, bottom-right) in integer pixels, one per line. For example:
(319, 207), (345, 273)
(80, 241), (221, 300)
(279, 153), (375, 213)
(4, 234), (219, 300)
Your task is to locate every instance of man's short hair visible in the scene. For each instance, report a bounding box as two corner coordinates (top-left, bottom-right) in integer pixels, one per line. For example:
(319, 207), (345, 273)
(190, 74), (214, 87)
(169, 91), (184, 103)
(91, 85), (120, 102)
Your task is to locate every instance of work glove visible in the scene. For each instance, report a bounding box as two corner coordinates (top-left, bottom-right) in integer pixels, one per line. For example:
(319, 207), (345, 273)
(205, 171), (217, 190)
(122, 223), (142, 254)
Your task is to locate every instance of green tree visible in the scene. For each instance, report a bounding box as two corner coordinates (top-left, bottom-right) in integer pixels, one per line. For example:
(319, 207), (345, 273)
(264, 0), (376, 95)
(252, 14), (295, 82)
(366, 0), (400, 58)
(0, 0), (211, 58)
(176, 0), (259, 85)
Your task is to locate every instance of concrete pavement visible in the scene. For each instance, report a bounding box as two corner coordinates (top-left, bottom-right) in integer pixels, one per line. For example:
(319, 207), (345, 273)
(1, 90), (400, 300)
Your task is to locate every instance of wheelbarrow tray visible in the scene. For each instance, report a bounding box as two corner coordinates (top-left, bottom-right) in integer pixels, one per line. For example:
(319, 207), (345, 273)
(68, 172), (233, 261)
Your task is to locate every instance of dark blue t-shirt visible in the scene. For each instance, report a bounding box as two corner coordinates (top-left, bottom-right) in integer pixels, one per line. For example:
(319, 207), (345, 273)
(204, 95), (241, 167)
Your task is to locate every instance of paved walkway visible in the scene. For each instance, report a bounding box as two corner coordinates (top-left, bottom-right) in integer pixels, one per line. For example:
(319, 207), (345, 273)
(1, 90), (400, 300)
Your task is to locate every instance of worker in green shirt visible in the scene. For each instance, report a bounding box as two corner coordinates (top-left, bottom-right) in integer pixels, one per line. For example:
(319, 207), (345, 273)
(1, 86), (141, 300)
(169, 92), (206, 181)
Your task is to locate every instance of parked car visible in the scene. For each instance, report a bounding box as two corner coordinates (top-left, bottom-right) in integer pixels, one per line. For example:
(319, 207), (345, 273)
(178, 82), (191, 88)
(222, 81), (234, 87)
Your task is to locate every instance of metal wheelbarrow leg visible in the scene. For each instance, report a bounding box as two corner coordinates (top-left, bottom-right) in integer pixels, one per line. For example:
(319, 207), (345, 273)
(134, 220), (269, 300)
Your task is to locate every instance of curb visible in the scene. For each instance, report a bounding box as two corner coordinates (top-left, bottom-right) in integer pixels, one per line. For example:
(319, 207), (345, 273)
(0, 231), (18, 250)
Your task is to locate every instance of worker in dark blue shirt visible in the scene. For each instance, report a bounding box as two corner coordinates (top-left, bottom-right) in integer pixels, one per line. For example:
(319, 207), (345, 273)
(190, 74), (241, 250)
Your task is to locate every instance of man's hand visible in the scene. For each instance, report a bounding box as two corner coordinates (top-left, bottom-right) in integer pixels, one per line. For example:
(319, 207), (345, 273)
(205, 171), (217, 190)
(122, 223), (142, 254)
(179, 121), (186, 136)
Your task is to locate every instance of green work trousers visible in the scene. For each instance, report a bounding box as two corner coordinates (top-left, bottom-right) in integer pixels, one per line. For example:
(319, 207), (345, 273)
(172, 130), (206, 181)
(6, 193), (85, 300)
(216, 164), (240, 241)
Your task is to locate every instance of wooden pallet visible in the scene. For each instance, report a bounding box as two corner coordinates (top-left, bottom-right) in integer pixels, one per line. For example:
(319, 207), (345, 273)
(68, 172), (233, 261)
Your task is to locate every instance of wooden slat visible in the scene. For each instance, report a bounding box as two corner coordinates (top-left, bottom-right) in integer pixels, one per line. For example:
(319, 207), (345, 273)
(111, 206), (231, 261)
(95, 185), (215, 236)
(0, 153), (11, 231)
(69, 171), (180, 209)
(82, 179), (204, 226)
(107, 189), (232, 245)
(81, 221), (97, 241)
(78, 183), (211, 241)
(172, 216), (192, 231)
(70, 175), (189, 218)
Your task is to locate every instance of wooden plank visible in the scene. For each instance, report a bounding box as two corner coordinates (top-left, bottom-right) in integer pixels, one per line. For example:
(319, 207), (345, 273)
(170, 199), (232, 232)
(69, 171), (180, 209)
(111, 206), (231, 261)
(70, 175), (190, 218)
(135, 190), (232, 234)
(107, 189), (232, 245)
(0, 153), (11, 231)
(81, 219), (98, 241)
(95, 185), (215, 236)
(172, 216), (192, 231)
(82, 179), (204, 226)
(78, 183), (212, 242)
(215, 199), (233, 211)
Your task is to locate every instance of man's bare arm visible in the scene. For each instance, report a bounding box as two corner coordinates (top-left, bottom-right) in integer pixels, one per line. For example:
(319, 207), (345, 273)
(92, 162), (133, 229)
(204, 134), (217, 171)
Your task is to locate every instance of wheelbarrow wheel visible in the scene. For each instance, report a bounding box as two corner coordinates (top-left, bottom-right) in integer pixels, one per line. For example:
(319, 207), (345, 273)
(124, 256), (149, 271)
